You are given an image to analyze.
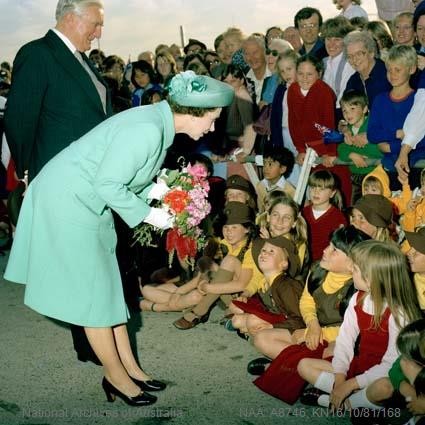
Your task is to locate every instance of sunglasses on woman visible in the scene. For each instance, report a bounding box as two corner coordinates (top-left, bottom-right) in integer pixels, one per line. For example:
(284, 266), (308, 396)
(266, 49), (279, 56)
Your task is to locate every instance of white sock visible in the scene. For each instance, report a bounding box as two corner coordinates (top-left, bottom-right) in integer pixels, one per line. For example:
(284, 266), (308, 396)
(314, 371), (334, 393)
(348, 388), (383, 410)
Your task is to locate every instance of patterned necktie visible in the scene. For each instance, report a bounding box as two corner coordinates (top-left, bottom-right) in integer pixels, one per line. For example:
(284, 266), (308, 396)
(74, 51), (106, 113)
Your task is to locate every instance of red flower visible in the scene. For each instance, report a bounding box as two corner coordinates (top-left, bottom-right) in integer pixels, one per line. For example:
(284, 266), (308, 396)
(166, 228), (197, 261)
(163, 189), (189, 213)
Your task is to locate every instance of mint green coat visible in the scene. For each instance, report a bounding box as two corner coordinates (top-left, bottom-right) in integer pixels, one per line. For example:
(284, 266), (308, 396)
(4, 101), (175, 327)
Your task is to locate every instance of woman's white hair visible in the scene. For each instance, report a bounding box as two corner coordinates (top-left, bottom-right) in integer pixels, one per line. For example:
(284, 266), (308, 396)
(55, 0), (104, 21)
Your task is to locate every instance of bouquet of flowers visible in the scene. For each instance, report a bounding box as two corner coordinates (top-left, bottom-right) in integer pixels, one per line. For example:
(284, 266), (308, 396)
(134, 161), (211, 268)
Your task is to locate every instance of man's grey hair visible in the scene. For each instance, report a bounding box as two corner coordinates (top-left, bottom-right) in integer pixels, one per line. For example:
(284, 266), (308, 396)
(55, 0), (104, 21)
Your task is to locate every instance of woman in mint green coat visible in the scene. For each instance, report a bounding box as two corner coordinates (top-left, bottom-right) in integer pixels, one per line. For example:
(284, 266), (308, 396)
(4, 71), (234, 406)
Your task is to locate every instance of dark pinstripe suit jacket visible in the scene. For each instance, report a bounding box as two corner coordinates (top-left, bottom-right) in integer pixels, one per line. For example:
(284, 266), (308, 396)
(4, 30), (112, 180)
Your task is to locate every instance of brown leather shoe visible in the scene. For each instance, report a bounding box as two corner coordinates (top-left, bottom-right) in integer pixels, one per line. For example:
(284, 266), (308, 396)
(173, 312), (209, 330)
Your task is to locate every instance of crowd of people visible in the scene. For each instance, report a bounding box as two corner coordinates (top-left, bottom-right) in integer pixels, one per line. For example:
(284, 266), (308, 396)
(1, 0), (425, 423)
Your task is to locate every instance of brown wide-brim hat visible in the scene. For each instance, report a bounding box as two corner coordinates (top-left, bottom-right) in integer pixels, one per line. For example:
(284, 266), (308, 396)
(252, 235), (300, 278)
(405, 226), (425, 255)
(223, 201), (255, 225)
(226, 174), (255, 197)
(353, 194), (393, 228)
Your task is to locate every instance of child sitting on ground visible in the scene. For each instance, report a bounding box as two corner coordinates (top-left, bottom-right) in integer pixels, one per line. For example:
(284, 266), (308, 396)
(228, 235), (305, 337)
(364, 319), (425, 423)
(297, 240), (421, 409)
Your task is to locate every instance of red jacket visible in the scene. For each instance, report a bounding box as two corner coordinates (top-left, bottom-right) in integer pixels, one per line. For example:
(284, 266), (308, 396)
(288, 79), (336, 156)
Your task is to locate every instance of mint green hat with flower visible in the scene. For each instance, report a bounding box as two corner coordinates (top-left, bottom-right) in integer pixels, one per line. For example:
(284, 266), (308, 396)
(167, 71), (234, 107)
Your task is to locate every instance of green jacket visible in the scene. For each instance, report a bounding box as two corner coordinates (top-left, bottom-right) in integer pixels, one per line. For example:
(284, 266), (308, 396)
(337, 116), (382, 174)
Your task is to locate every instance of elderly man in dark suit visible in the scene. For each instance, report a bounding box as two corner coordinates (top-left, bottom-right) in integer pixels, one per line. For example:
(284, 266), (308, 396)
(4, 0), (112, 364)
(4, 0), (112, 180)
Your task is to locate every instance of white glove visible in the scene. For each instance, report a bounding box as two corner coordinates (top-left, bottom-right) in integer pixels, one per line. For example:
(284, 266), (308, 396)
(147, 180), (170, 201)
(143, 207), (174, 230)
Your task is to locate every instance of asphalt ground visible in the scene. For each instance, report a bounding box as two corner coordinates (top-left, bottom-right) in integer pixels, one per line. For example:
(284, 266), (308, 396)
(0, 251), (385, 425)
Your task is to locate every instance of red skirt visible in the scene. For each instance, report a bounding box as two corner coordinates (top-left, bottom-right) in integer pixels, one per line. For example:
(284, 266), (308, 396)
(232, 296), (285, 325)
(254, 342), (330, 405)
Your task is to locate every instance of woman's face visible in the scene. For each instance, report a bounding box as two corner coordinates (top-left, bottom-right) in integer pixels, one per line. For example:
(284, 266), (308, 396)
(226, 188), (249, 204)
(350, 208), (378, 238)
(320, 242), (351, 273)
(156, 56), (171, 77)
(346, 41), (375, 78)
(222, 223), (248, 246)
(225, 36), (242, 62)
(134, 69), (150, 88)
(258, 242), (287, 273)
(394, 16), (416, 46)
(186, 108), (222, 140)
(266, 39), (287, 72)
(417, 16), (425, 48)
(217, 39), (228, 63)
(277, 58), (297, 84)
(325, 37), (344, 58)
(296, 61), (320, 91)
(267, 204), (295, 237)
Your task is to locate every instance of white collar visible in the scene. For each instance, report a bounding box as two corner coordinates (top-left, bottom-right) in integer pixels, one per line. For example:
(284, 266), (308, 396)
(262, 175), (286, 191)
(52, 28), (78, 54)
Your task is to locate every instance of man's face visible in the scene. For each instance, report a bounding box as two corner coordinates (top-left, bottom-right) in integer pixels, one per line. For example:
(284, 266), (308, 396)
(71, 5), (104, 52)
(243, 41), (266, 72)
(297, 13), (320, 46)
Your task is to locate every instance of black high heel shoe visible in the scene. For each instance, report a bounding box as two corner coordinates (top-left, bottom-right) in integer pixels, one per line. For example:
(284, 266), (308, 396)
(130, 377), (166, 391)
(102, 377), (157, 406)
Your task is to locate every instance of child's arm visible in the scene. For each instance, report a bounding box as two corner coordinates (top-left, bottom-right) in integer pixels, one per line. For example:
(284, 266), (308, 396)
(391, 176), (413, 215)
(299, 284), (323, 349)
(402, 198), (424, 232)
(331, 373), (360, 410)
(399, 380), (417, 401)
(200, 267), (253, 295)
(332, 294), (360, 377)
(174, 274), (203, 294)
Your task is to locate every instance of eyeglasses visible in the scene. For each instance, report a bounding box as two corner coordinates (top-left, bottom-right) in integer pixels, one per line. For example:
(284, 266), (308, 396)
(266, 49), (279, 56)
(347, 50), (368, 62)
(299, 23), (319, 30)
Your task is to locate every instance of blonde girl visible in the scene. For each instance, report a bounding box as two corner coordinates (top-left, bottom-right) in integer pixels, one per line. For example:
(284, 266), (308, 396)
(302, 170), (347, 262)
(258, 194), (309, 273)
(298, 240), (421, 410)
(270, 49), (300, 164)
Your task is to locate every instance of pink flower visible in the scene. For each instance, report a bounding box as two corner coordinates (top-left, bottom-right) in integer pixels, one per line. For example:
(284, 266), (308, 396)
(187, 163), (208, 180)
